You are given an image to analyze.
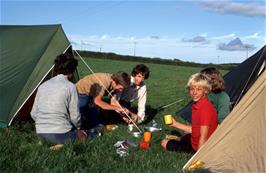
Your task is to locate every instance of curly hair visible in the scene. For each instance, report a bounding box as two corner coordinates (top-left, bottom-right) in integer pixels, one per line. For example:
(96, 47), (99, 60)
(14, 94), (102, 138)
(201, 67), (225, 93)
(131, 64), (150, 79)
(54, 54), (78, 75)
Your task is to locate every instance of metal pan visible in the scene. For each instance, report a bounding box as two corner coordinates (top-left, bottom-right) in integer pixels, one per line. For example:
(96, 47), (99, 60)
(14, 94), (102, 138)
(144, 126), (162, 132)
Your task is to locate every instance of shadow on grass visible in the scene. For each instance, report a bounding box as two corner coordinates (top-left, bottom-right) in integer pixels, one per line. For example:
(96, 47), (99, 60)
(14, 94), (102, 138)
(124, 104), (163, 125)
(142, 105), (160, 124)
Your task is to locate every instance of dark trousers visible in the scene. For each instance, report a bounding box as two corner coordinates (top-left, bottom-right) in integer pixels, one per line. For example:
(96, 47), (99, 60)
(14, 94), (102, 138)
(38, 128), (77, 144)
(100, 100), (132, 125)
(166, 134), (195, 153)
(78, 94), (101, 130)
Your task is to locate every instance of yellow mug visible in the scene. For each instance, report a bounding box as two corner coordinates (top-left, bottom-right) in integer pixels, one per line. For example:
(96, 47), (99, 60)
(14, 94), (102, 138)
(164, 115), (173, 125)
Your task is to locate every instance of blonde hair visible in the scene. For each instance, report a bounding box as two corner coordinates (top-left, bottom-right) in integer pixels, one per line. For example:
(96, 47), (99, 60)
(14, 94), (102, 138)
(186, 73), (212, 92)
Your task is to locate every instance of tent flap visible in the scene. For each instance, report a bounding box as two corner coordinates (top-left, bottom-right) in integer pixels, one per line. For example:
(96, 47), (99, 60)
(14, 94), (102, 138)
(0, 25), (74, 127)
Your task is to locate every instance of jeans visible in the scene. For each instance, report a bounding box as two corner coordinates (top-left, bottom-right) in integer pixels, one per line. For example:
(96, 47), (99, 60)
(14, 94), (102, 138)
(38, 129), (77, 144)
(78, 94), (101, 129)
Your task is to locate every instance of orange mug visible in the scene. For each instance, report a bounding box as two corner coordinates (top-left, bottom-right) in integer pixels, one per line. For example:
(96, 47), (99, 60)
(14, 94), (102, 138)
(143, 131), (152, 142)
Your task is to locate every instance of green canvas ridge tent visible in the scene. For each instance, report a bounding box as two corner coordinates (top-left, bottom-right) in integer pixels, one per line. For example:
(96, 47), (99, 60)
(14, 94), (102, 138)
(0, 24), (78, 128)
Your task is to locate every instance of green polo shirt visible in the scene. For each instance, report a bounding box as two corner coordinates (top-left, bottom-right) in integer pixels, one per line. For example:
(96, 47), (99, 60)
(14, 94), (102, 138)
(208, 91), (230, 123)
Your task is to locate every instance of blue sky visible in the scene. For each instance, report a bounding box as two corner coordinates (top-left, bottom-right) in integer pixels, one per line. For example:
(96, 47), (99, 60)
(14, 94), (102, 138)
(1, 0), (265, 63)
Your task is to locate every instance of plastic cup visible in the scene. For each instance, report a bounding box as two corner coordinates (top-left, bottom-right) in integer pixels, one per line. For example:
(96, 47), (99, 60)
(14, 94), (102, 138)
(164, 115), (173, 125)
(143, 131), (152, 142)
(139, 140), (150, 149)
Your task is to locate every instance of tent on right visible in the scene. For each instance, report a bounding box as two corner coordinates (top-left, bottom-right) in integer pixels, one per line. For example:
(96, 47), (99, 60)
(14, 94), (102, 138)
(223, 45), (265, 108)
(183, 52), (266, 172)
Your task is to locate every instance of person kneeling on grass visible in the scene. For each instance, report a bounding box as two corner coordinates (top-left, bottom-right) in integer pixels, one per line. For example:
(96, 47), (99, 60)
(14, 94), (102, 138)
(75, 71), (131, 129)
(31, 54), (86, 144)
(161, 73), (218, 153)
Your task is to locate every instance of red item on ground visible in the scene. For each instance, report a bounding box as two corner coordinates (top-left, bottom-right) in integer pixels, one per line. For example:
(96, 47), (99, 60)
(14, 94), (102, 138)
(139, 140), (150, 149)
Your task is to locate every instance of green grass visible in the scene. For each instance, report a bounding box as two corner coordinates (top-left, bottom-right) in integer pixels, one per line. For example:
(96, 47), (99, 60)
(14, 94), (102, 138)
(0, 57), (218, 173)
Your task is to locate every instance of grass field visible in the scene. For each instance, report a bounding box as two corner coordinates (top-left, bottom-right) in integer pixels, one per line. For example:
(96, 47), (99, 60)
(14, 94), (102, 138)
(0, 57), (225, 173)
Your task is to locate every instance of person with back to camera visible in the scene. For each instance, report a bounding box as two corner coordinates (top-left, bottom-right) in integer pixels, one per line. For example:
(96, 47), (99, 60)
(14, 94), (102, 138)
(112, 64), (150, 124)
(76, 71), (131, 129)
(31, 54), (86, 144)
(161, 73), (218, 152)
(201, 67), (230, 123)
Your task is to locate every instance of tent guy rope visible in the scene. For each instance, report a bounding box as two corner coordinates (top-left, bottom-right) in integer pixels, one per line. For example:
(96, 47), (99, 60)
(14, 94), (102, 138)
(157, 98), (184, 110)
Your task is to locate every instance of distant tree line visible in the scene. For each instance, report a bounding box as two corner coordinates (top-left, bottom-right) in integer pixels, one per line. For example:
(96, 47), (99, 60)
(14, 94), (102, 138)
(76, 50), (238, 70)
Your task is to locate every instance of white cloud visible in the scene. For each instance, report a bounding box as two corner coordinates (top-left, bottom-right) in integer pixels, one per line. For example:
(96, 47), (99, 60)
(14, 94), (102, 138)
(199, 33), (208, 37)
(212, 33), (236, 40)
(80, 40), (90, 45)
(242, 32), (265, 41)
(70, 40), (79, 45)
(101, 34), (108, 39)
(150, 35), (160, 39)
(217, 37), (256, 51)
(68, 33), (261, 63)
(211, 32), (265, 45)
(200, 1), (266, 17)
(214, 32), (266, 40)
(130, 37), (136, 41)
(182, 36), (210, 44)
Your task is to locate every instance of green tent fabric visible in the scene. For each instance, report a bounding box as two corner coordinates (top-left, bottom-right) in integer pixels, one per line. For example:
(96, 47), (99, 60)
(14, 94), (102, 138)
(0, 24), (75, 128)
